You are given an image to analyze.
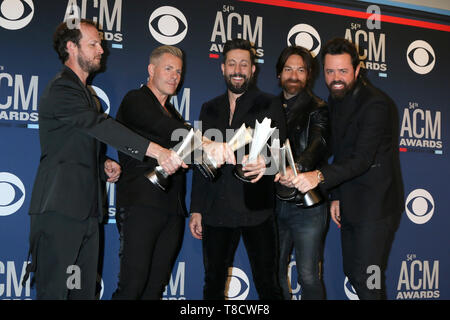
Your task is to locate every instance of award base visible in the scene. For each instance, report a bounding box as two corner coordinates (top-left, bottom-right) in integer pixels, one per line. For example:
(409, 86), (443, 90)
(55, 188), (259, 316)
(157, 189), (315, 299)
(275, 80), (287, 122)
(296, 188), (323, 208)
(275, 184), (323, 208)
(275, 183), (298, 201)
(144, 166), (170, 191)
(233, 164), (258, 183)
(194, 154), (218, 180)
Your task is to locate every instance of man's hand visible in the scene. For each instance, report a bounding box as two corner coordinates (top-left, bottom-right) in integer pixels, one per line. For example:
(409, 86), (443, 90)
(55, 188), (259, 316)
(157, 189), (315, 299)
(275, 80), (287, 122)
(242, 154), (266, 183)
(330, 200), (341, 228)
(146, 142), (188, 174)
(274, 166), (296, 187)
(157, 147), (188, 175)
(202, 139), (236, 168)
(189, 213), (203, 240)
(291, 170), (319, 193)
(104, 159), (121, 183)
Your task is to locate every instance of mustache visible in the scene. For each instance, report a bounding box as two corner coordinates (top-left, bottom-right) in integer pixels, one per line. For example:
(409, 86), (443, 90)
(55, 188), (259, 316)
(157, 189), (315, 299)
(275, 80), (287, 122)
(228, 73), (247, 80)
(285, 79), (303, 84)
(330, 80), (346, 87)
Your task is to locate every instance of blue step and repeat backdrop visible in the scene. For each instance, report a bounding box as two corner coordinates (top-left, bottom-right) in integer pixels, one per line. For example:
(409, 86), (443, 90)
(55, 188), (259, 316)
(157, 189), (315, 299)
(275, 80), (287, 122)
(0, 0), (449, 300)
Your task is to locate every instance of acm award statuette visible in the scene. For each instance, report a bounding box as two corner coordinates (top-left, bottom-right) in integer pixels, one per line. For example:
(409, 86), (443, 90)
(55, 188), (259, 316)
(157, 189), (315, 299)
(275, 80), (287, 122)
(234, 117), (276, 183)
(274, 139), (323, 207)
(271, 139), (298, 201)
(194, 123), (253, 180)
(145, 129), (203, 191)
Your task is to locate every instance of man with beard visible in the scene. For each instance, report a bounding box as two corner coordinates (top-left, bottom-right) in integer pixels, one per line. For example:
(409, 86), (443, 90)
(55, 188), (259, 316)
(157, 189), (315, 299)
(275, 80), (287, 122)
(292, 38), (403, 299)
(189, 38), (285, 299)
(273, 46), (329, 300)
(25, 20), (186, 299)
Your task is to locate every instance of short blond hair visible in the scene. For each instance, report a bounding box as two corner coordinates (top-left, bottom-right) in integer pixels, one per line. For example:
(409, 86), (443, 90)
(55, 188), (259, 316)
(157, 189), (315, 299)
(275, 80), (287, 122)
(149, 45), (183, 64)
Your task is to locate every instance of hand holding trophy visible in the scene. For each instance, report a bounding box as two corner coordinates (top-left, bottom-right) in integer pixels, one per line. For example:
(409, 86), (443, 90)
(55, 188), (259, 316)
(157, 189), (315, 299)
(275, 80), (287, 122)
(234, 117), (276, 183)
(272, 138), (323, 207)
(195, 123), (253, 180)
(145, 129), (203, 191)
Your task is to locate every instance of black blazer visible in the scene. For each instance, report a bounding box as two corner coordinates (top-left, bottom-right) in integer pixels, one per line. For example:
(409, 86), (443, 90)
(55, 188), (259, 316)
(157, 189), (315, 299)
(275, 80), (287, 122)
(115, 86), (190, 216)
(29, 66), (150, 221)
(190, 87), (286, 227)
(320, 78), (403, 225)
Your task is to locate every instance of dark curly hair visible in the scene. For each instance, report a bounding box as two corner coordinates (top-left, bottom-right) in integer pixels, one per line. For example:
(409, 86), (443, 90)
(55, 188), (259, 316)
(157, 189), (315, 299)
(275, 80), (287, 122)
(53, 19), (98, 63)
(222, 38), (256, 65)
(321, 38), (360, 71)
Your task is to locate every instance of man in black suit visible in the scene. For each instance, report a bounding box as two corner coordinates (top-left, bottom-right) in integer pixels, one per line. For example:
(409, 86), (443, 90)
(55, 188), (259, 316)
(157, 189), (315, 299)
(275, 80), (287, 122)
(293, 38), (403, 299)
(111, 46), (220, 299)
(25, 20), (186, 299)
(189, 39), (285, 300)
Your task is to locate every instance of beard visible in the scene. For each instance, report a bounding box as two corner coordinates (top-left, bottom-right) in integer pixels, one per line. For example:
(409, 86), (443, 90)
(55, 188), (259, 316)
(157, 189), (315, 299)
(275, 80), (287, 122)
(77, 51), (101, 74)
(281, 79), (306, 97)
(327, 79), (356, 101)
(224, 73), (252, 94)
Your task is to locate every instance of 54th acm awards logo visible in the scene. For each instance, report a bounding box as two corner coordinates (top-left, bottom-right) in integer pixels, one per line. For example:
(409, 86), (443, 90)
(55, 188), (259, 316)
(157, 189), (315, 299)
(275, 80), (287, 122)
(344, 23), (387, 76)
(399, 101), (442, 154)
(209, 5), (264, 62)
(396, 254), (439, 299)
(344, 5), (387, 76)
(63, 0), (123, 47)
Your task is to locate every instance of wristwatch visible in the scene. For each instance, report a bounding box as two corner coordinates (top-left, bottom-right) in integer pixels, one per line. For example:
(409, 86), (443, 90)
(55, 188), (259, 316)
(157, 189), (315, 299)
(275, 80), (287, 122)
(316, 170), (325, 184)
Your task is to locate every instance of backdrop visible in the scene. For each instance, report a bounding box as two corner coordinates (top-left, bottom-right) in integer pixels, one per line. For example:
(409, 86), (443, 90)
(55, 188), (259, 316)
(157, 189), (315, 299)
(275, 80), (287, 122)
(0, 0), (449, 300)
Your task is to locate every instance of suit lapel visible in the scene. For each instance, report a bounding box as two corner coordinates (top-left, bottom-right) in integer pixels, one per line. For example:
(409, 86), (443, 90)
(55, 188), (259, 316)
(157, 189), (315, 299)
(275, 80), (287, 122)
(332, 81), (363, 139)
(211, 94), (231, 131)
(230, 88), (257, 129)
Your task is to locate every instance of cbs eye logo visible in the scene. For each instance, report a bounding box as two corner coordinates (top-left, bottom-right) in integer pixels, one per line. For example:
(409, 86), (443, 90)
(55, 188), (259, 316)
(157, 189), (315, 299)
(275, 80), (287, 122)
(344, 277), (359, 300)
(149, 6), (187, 45)
(405, 189), (434, 224)
(225, 267), (250, 300)
(0, 0), (34, 30)
(0, 172), (25, 216)
(287, 24), (321, 57)
(406, 40), (435, 75)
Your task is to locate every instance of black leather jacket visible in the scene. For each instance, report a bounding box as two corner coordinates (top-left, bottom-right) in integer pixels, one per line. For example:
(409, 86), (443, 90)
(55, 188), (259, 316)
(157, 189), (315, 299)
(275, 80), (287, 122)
(283, 89), (330, 172)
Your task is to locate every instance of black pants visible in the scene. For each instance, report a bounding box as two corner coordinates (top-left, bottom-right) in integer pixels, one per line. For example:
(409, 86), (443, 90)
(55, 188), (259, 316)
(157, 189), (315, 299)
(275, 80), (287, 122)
(112, 205), (185, 300)
(341, 216), (395, 300)
(28, 213), (99, 300)
(202, 216), (282, 300)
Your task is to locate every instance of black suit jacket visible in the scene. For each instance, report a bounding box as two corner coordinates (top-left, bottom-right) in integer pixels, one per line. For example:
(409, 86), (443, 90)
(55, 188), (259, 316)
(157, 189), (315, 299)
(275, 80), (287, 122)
(190, 86), (286, 227)
(115, 85), (189, 216)
(320, 78), (403, 225)
(29, 66), (150, 221)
